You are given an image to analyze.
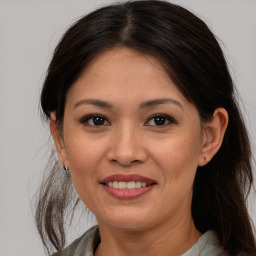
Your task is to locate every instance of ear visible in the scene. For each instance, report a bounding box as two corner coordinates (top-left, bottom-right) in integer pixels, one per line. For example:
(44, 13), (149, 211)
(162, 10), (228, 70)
(50, 113), (69, 167)
(198, 108), (229, 166)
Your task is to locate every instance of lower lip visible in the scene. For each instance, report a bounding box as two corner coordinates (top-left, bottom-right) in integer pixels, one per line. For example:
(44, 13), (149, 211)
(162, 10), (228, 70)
(102, 185), (154, 200)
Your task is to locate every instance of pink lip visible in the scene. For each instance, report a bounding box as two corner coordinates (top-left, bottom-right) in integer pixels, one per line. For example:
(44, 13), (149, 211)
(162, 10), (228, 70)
(103, 185), (154, 200)
(100, 174), (156, 184)
(100, 174), (156, 200)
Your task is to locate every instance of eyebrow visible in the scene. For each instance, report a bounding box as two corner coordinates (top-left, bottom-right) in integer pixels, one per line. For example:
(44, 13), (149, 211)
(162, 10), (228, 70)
(140, 98), (183, 109)
(73, 97), (183, 110)
(73, 99), (113, 110)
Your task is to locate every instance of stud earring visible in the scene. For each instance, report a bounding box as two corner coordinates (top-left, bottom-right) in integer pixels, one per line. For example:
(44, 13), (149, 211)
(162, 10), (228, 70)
(63, 165), (69, 171)
(203, 156), (209, 163)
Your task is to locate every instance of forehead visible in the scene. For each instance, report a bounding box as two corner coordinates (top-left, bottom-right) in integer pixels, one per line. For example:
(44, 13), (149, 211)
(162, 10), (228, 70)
(66, 47), (189, 108)
(84, 47), (170, 82)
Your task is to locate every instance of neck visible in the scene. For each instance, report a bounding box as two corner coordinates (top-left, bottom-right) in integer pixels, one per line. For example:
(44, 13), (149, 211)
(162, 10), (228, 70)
(95, 214), (201, 256)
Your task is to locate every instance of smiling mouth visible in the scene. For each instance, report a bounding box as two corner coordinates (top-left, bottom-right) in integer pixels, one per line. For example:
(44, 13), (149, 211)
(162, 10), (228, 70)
(104, 181), (153, 190)
(100, 175), (156, 199)
(100, 174), (156, 190)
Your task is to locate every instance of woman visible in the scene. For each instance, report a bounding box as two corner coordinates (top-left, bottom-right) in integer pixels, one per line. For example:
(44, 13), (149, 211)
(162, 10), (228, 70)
(36, 1), (256, 255)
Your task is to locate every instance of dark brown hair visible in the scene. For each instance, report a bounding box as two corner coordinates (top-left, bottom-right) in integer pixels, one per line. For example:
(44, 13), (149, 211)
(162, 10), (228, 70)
(37, 1), (256, 255)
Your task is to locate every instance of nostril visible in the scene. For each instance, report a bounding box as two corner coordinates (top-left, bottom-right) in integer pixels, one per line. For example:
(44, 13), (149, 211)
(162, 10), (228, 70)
(110, 158), (142, 167)
(106, 140), (148, 166)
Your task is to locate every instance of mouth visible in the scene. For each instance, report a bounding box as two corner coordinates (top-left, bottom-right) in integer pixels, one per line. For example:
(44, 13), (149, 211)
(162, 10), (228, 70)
(100, 174), (156, 199)
(104, 181), (153, 189)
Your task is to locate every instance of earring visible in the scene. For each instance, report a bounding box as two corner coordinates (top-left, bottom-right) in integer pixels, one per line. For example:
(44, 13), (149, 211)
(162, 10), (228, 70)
(63, 165), (69, 171)
(203, 156), (209, 163)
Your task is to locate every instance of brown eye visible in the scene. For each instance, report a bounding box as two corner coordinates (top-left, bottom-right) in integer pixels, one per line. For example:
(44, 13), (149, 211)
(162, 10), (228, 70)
(80, 114), (110, 126)
(91, 116), (106, 126)
(152, 116), (166, 126)
(145, 114), (177, 126)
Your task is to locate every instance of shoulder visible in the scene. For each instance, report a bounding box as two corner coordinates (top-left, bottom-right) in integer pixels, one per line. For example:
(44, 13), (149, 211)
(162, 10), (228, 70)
(55, 225), (99, 256)
(182, 230), (228, 256)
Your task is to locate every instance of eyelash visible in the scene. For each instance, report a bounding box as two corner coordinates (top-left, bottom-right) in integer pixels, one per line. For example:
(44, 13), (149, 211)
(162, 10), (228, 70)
(80, 114), (110, 126)
(145, 113), (177, 126)
(80, 113), (177, 127)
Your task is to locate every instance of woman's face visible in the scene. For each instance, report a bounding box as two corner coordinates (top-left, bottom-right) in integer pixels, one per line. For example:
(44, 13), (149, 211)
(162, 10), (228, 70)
(57, 48), (207, 231)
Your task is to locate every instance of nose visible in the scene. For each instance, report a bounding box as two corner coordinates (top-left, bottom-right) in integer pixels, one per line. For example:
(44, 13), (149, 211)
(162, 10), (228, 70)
(106, 122), (147, 167)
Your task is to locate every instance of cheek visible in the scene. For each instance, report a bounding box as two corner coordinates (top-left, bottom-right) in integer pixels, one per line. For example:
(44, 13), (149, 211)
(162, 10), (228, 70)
(64, 133), (106, 188)
(150, 129), (202, 185)
(64, 137), (106, 211)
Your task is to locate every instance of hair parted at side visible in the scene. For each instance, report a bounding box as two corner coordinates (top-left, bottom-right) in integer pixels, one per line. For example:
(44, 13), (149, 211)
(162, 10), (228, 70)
(37, 1), (256, 255)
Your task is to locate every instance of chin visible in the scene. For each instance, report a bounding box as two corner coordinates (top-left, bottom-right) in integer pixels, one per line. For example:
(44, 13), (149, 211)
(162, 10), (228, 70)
(97, 210), (153, 230)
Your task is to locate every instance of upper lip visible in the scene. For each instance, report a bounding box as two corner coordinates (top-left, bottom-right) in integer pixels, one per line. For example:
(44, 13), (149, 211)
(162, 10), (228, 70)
(100, 174), (156, 184)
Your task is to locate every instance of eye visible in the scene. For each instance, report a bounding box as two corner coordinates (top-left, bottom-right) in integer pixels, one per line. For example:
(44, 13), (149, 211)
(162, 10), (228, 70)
(80, 114), (110, 126)
(145, 114), (177, 126)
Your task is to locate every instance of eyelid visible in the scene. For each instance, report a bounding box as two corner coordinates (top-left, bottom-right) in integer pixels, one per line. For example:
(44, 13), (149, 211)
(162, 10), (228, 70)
(80, 113), (110, 126)
(79, 113), (177, 127)
(145, 113), (177, 126)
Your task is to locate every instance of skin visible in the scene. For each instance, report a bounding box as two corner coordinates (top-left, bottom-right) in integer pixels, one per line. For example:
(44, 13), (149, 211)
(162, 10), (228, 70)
(50, 48), (228, 256)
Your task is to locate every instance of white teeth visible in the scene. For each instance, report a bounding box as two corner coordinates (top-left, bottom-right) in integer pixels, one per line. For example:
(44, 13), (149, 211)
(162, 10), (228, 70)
(135, 181), (141, 188)
(127, 181), (135, 189)
(118, 181), (126, 189)
(113, 181), (118, 189)
(106, 181), (150, 189)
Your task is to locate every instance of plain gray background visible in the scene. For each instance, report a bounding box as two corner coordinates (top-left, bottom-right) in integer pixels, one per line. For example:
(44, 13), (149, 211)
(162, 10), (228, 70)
(0, 0), (255, 255)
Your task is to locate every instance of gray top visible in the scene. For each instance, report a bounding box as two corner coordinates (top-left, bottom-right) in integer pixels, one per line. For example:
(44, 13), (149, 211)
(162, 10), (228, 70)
(61, 226), (227, 256)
